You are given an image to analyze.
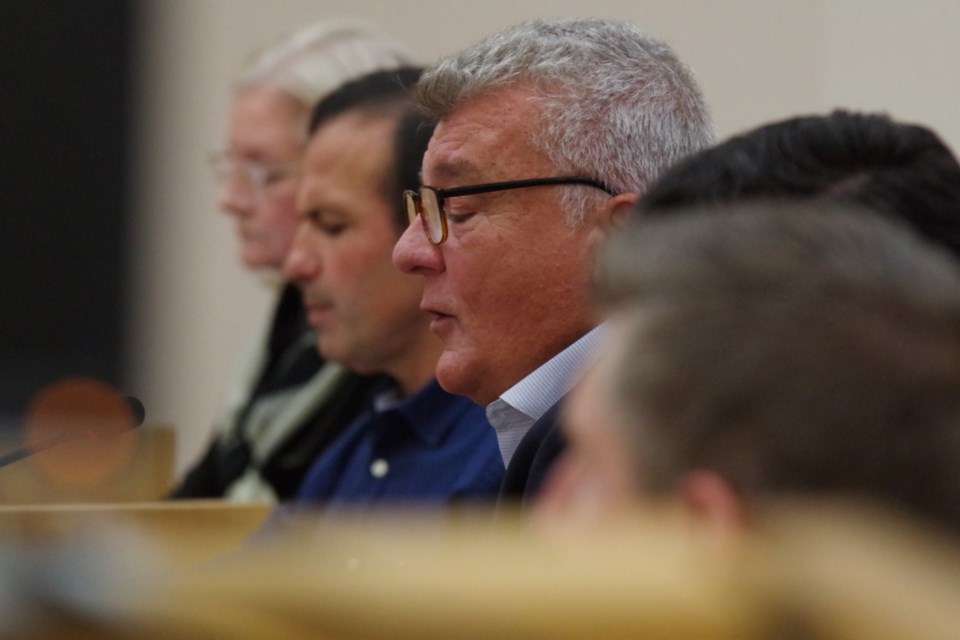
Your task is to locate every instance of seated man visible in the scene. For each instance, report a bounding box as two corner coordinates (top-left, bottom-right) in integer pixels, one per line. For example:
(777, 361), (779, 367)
(283, 69), (504, 510)
(173, 21), (412, 501)
(392, 18), (714, 505)
(538, 203), (960, 538)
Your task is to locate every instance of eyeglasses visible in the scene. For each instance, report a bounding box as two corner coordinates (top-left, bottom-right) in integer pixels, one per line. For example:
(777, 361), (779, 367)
(208, 152), (300, 203)
(404, 176), (617, 244)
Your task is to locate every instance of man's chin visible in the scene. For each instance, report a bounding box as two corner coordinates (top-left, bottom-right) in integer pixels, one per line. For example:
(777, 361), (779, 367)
(436, 353), (491, 405)
(241, 249), (282, 273)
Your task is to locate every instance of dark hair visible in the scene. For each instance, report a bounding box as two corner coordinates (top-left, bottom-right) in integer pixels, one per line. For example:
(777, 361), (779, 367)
(308, 67), (435, 229)
(639, 110), (960, 259)
(309, 67), (422, 133)
(392, 110), (435, 227)
(600, 203), (960, 535)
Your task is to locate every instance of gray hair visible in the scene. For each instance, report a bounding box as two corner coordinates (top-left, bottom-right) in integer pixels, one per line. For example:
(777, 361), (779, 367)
(416, 19), (715, 223)
(235, 18), (415, 108)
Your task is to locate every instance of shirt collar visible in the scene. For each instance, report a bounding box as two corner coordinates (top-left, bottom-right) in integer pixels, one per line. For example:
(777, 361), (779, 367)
(376, 378), (474, 447)
(486, 324), (606, 466)
(498, 323), (607, 421)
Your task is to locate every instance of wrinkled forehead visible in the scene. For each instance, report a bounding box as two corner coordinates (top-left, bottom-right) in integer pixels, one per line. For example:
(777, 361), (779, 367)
(423, 87), (554, 185)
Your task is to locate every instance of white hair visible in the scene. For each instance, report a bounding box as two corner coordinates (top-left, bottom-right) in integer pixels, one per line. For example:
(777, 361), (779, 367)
(235, 18), (415, 107)
(416, 19), (715, 224)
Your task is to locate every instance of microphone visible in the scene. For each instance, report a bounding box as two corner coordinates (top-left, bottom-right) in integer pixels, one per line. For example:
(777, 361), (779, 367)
(125, 396), (146, 428)
(0, 379), (146, 473)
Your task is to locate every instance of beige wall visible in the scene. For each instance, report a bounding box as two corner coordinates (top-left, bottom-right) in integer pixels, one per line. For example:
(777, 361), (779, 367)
(126, 0), (960, 472)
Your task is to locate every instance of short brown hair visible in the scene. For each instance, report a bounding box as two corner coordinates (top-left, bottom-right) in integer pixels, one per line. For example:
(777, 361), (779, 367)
(599, 202), (960, 533)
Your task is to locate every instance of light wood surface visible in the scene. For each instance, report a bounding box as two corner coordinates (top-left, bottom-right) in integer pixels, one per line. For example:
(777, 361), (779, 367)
(0, 425), (176, 504)
(0, 499), (272, 569)
(5, 501), (960, 639)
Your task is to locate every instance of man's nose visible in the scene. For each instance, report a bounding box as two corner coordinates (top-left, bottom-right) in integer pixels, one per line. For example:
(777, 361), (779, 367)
(283, 224), (317, 281)
(216, 174), (256, 215)
(393, 220), (443, 274)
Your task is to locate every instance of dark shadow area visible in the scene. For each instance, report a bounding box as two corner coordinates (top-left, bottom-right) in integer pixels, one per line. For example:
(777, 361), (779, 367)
(0, 0), (136, 434)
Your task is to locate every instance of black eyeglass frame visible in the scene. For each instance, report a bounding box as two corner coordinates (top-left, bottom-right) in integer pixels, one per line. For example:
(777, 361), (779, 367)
(404, 176), (617, 245)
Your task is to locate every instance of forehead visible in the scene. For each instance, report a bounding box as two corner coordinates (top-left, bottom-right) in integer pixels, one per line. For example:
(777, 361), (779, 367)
(301, 112), (397, 197)
(424, 84), (554, 184)
(229, 87), (307, 151)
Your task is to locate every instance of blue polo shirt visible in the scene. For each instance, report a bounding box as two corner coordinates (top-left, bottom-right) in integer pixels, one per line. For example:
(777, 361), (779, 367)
(295, 379), (504, 510)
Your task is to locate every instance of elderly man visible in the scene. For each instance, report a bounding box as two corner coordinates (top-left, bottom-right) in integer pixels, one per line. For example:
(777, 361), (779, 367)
(283, 69), (504, 510)
(393, 19), (713, 502)
(538, 203), (960, 538)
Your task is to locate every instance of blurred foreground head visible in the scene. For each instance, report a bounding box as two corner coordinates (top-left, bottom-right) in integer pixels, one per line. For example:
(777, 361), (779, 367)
(543, 203), (960, 538)
(215, 20), (413, 269)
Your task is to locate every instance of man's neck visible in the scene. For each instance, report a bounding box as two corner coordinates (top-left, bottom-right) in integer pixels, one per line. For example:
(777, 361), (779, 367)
(386, 334), (444, 398)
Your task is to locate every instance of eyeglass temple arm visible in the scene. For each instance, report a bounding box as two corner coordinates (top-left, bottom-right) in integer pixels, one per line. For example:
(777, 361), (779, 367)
(435, 176), (617, 199)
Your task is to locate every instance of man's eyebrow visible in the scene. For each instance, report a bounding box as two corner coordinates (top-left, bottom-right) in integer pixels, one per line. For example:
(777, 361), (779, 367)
(300, 204), (348, 221)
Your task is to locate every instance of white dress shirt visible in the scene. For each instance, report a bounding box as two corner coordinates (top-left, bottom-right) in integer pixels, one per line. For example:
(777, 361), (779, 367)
(485, 324), (605, 466)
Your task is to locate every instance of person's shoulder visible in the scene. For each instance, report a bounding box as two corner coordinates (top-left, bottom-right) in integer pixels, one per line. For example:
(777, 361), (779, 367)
(501, 397), (569, 503)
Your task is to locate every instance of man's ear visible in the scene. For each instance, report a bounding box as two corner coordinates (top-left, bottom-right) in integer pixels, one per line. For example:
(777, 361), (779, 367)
(677, 470), (749, 544)
(586, 192), (640, 251)
(602, 192), (640, 231)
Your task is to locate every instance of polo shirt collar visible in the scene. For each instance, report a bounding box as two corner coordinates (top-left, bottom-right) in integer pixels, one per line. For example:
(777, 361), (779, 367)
(377, 378), (469, 447)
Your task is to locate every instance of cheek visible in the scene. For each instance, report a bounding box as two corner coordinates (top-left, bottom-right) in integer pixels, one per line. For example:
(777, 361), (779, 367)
(258, 191), (299, 233)
(452, 223), (588, 318)
(592, 424), (637, 499)
(444, 239), (520, 319)
(321, 251), (363, 299)
(328, 241), (408, 308)
(369, 262), (424, 320)
(331, 259), (424, 364)
(535, 449), (630, 529)
(568, 389), (636, 497)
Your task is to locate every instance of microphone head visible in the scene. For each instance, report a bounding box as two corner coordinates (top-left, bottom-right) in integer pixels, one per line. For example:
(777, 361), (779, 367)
(125, 396), (146, 427)
(22, 378), (140, 489)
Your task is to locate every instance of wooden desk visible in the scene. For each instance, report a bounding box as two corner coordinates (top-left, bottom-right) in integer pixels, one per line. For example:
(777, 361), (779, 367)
(0, 500), (272, 569)
(7, 502), (960, 640)
(0, 425), (175, 504)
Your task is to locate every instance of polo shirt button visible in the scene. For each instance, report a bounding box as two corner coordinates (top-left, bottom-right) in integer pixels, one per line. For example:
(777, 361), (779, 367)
(370, 458), (389, 478)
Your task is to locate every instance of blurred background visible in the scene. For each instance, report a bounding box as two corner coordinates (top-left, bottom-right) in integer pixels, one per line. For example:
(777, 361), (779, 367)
(4, 0), (959, 474)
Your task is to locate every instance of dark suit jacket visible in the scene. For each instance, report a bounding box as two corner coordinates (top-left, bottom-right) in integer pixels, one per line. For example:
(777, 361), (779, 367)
(497, 398), (567, 508)
(170, 284), (387, 500)
(170, 372), (384, 500)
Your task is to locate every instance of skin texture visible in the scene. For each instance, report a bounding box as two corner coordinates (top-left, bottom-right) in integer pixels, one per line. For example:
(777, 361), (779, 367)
(284, 112), (440, 396)
(393, 85), (630, 405)
(219, 87), (307, 270)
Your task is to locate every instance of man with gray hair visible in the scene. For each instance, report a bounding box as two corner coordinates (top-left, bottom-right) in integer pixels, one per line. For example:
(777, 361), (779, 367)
(393, 19), (713, 504)
(173, 20), (412, 501)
